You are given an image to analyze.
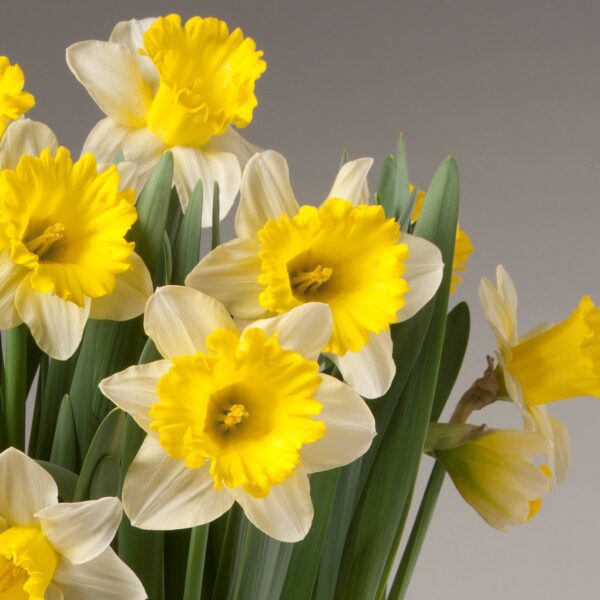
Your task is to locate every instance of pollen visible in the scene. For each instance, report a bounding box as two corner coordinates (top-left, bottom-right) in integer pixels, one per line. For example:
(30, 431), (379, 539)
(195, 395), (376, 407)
(221, 403), (250, 430)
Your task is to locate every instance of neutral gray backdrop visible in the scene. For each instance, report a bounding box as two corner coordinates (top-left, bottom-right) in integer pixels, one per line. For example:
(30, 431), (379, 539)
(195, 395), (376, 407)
(4, 1), (600, 598)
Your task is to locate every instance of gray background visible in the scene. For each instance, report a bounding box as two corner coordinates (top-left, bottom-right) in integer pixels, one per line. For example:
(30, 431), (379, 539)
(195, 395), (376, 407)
(4, 1), (600, 597)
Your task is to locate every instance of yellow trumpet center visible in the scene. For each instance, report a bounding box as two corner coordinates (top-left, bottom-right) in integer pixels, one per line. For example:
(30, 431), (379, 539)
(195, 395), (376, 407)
(151, 327), (325, 498)
(142, 14), (266, 148)
(0, 147), (137, 307)
(0, 56), (35, 138)
(258, 198), (410, 355)
(0, 526), (58, 599)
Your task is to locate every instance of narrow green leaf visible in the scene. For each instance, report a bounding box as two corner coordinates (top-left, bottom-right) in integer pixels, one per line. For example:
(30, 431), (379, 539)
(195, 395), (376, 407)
(159, 231), (173, 286)
(50, 395), (80, 472)
(377, 155), (396, 217)
(165, 530), (191, 600)
(211, 182), (220, 249)
(393, 134), (411, 220)
(167, 186), (184, 245)
(335, 157), (459, 600)
(280, 470), (341, 599)
(37, 460), (78, 502)
(2, 325), (28, 450)
(183, 526), (208, 600)
(340, 148), (348, 167)
(172, 181), (203, 285)
(130, 150), (174, 279)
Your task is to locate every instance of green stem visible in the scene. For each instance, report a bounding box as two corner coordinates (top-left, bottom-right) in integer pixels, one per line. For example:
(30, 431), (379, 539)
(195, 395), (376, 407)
(387, 463), (446, 599)
(183, 526), (209, 600)
(3, 325), (28, 450)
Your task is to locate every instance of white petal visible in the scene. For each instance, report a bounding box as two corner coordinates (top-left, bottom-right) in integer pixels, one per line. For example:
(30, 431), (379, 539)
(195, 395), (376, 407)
(396, 233), (444, 322)
(496, 265), (518, 329)
(89, 253), (152, 321)
(144, 286), (237, 359)
(247, 303), (333, 360)
(479, 277), (517, 346)
(235, 150), (299, 239)
(185, 238), (265, 319)
(0, 447), (58, 526)
(233, 471), (313, 542)
(109, 18), (159, 91)
(15, 281), (90, 361)
(0, 251), (26, 329)
(123, 436), (233, 530)
(548, 415), (571, 486)
(326, 157), (373, 204)
(37, 497), (122, 565)
(116, 161), (139, 192)
(329, 330), (395, 399)
(0, 119), (59, 168)
(204, 127), (261, 168)
(53, 547), (146, 600)
(301, 374), (376, 472)
(82, 118), (165, 187)
(171, 146), (241, 219)
(99, 360), (171, 436)
(46, 583), (64, 600)
(66, 41), (153, 127)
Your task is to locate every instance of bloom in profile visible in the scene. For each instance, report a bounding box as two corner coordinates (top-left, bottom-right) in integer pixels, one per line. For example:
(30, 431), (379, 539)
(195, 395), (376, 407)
(67, 14), (266, 223)
(0, 447), (145, 598)
(425, 423), (551, 530)
(185, 151), (444, 398)
(0, 128), (152, 360)
(409, 184), (473, 293)
(0, 56), (35, 138)
(479, 265), (600, 482)
(100, 286), (375, 542)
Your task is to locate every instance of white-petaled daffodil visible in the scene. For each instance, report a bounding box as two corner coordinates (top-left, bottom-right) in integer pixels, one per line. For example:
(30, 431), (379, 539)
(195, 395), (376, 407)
(100, 286), (376, 542)
(0, 121), (152, 360)
(0, 56), (35, 139)
(67, 14), (266, 223)
(0, 447), (146, 599)
(425, 423), (551, 530)
(185, 150), (444, 398)
(479, 265), (600, 483)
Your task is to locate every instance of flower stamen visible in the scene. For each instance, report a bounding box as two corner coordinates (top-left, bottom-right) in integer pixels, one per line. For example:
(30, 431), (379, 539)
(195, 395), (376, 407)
(0, 559), (26, 593)
(220, 403), (250, 431)
(25, 223), (65, 258)
(290, 265), (333, 295)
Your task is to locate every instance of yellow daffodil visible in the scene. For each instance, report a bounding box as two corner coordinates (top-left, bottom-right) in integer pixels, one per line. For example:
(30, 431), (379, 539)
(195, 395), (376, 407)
(478, 265), (600, 482)
(0, 447), (145, 598)
(0, 123), (151, 360)
(0, 56), (35, 138)
(409, 184), (473, 293)
(425, 423), (551, 530)
(185, 151), (444, 398)
(67, 14), (266, 222)
(100, 286), (375, 542)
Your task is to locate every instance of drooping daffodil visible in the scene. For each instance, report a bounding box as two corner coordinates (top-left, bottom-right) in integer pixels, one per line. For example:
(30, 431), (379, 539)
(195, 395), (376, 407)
(479, 265), (600, 483)
(0, 56), (35, 138)
(0, 447), (146, 599)
(100, 286), (376, 542)
(185, 150), (444, 398)
(0, 122), (152, 360)
(425, 422), (551, 530)
(67, 14), (266, 223)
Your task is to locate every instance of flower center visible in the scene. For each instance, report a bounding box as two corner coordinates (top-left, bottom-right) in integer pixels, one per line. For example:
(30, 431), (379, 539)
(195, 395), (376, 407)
(142, 15), (266, 148)
(289, 264), (333, 297)
(258, 198), (410, 355)
(151, 327), (325, 497)
(0, 56), (35, 138)
(0, 526), (58, 598)
(0, 147), (137, 306)
(24, 223), (65, 259)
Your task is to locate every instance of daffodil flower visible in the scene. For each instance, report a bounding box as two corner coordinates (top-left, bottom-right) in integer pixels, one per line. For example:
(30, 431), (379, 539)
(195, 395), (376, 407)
(67, 14), (266, 223)
(478, 265), (600, 482)
(409, 184), (473, 294)
(0, 124), (152, 360)
(0, 447), (146, 599)
(185, 150), (444, 398)
(0, 56), (35, 138)
(100, 286), (376, 542)
(425, 423), (551, 530)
